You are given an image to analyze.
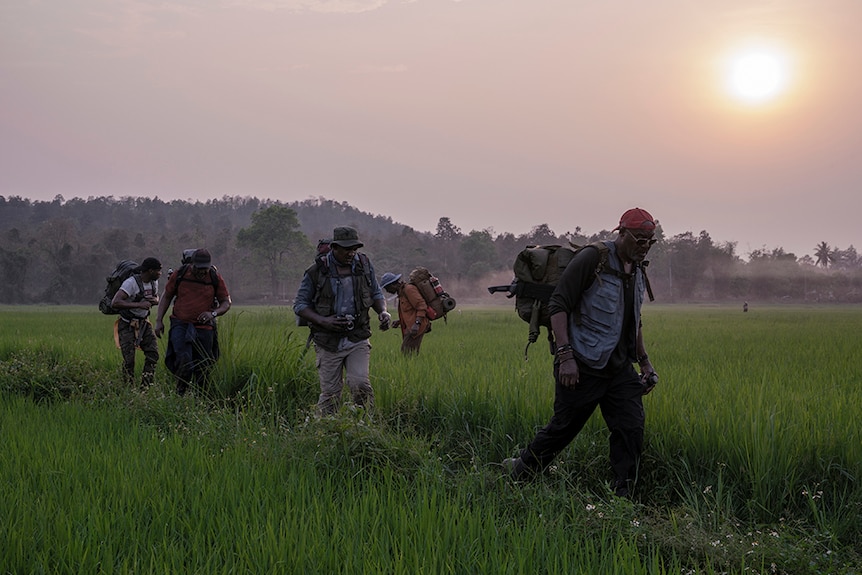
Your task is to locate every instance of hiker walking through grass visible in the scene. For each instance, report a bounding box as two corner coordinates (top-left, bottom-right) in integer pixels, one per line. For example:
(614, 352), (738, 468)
(380, 272), (431, 356)
(505, 208), (659, 497)
(110, 257), (162, 390)
(294, 226), (391, 415)
(154, 249), (231, 396)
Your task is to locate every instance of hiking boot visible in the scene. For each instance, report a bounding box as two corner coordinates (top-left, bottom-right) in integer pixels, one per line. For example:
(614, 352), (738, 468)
(613, 479), (633, 498)
(503, 457), (531, 481)
(140, 372), (154, 391)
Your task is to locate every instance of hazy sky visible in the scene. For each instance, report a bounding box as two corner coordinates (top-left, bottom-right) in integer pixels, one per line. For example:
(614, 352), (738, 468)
(2, 0), (861, 259)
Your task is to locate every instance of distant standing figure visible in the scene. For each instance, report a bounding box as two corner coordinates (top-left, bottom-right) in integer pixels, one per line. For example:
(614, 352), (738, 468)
(743, 301), (749, 312)
(380, 272), (431, 356)
(293, 226), (391, 415)
(154, 249), (232, 395)
(110, 257), (162, 389)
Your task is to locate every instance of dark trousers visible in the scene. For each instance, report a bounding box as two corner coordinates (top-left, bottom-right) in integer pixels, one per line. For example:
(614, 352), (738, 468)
(167, 321), (216, 394)
(520, 362), (645, 491)
(118, 318), (158, 388)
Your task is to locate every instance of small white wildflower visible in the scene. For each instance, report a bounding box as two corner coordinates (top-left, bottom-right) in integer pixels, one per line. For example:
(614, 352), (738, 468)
(703, 485), (712, 494)
(630, 519), (640, 527)
(586, 504), (596, 511)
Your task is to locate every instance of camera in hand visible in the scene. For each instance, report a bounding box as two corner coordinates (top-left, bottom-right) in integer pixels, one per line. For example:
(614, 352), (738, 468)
(338, 314), (355, 331)
(641, 372), (658, 389)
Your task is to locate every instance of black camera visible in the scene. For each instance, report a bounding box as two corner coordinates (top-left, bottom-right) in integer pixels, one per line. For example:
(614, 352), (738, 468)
(641, 372), (659, 390)
(338, 314), (355, 331)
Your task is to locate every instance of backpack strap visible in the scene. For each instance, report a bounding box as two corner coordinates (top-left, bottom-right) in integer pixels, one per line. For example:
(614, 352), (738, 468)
(134, 274), (145, 300)
(639, 261), (655, 302)
(174, 264), (219, 292)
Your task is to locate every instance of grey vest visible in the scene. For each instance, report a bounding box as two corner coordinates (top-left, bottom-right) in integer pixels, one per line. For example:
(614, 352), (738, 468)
(569, 241), (645, 369)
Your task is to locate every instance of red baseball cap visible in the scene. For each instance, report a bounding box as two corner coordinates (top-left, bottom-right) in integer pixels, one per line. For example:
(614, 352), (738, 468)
(614, 208), (656, 232)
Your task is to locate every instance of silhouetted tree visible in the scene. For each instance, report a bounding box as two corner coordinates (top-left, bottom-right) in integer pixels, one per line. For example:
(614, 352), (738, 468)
(434, 217), (462, 241)
(815, 241), (832, 268)
(237, 205), (310, 298)
(521, 223), (558, 246)
(434, 217), (462, 275)
(459, 230), (498, 280)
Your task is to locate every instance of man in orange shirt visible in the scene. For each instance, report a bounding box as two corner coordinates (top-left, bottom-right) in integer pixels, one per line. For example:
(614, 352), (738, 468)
(381, 272), (431, 356)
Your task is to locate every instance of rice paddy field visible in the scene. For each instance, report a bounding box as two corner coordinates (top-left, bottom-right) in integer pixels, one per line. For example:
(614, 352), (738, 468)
(1, 304), (860, 574)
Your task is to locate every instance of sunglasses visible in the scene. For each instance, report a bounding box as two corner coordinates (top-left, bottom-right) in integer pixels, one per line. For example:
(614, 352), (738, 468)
(625, 229), (657, 247)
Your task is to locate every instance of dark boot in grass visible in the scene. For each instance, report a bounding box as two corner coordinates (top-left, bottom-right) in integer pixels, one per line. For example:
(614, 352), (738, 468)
(503, 457), (533, 481)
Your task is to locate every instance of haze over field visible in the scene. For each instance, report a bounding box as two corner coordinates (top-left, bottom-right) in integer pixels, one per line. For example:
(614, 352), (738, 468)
(2, 0), (861, 259)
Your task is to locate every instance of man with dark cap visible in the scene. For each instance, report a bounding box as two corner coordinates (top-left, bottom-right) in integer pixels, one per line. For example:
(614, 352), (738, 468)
(504, 208), (659, 497)
(110, 257), (162, 389)
(294, 226), (391, 415)
(380, 272), (431, 356)
(155, 248), (232, 395)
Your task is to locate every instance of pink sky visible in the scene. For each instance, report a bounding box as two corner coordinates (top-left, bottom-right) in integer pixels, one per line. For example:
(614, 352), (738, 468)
(2, 0), (860, 259)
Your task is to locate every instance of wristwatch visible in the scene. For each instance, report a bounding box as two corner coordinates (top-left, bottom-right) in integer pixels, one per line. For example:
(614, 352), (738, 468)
(212, 310), (218, 318)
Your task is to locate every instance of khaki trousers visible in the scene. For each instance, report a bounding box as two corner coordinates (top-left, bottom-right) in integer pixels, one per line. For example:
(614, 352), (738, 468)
(314, 340), (374, 415)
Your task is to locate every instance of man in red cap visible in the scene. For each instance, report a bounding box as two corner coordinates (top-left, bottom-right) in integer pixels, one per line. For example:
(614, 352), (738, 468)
(505, 208), (659, 497)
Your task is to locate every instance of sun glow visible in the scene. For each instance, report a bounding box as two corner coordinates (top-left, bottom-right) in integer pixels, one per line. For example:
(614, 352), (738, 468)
(723, 43), (792, 106)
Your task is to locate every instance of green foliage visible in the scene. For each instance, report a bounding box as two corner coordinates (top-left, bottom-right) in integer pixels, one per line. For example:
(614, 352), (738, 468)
(3, 195), (862, 305)
(1, 305), (861, 574)
(0, 348), (96, 401)
(236, 205), (311, 297)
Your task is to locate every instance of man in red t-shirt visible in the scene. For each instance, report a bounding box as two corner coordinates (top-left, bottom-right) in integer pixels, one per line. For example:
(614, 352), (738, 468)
(155, 249), (231, 395)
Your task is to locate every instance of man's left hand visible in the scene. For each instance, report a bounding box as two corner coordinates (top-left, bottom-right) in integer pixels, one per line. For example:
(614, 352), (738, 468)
(641, 369), (658, 395)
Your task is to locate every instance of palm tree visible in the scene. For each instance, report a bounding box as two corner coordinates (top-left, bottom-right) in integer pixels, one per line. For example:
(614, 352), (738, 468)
(814, 241), (832, 268)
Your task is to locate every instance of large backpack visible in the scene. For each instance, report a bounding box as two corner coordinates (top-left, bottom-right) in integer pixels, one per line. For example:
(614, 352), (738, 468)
(489, 241), (653, 359)
(98, 260), (142, 314)
(407, 267), (456, 321)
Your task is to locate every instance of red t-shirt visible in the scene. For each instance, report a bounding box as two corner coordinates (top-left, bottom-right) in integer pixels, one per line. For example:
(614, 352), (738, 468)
(163, 266), (230, 324)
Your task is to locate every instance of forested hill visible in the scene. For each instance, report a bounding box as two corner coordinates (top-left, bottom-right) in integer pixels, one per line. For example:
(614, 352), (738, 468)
(1, 195), (860, 305)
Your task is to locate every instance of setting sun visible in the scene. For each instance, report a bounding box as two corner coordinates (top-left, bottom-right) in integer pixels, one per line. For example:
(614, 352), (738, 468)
(723, 44), (792, 105)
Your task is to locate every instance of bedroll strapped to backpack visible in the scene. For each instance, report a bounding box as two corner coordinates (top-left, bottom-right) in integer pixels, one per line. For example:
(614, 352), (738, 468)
(407, 267), (456, 321)
(488, 241), (654, 360)
(99, 260), (142, 315)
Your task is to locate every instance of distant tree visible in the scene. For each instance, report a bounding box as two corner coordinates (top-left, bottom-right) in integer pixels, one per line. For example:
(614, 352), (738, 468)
(435, 217), (462, 241)
(814, 241), (832, 268)
(434, 217), (462, 274)
(493, 231), (520, 264)
(830, 245), (859, 270)
(458, 229), (498, 280)
(237, 205), (310, 298)
(521, 223), (557, 246)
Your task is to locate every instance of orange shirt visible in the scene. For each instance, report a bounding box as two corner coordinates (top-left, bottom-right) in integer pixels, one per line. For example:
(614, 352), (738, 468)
(397, 283), (429, 334)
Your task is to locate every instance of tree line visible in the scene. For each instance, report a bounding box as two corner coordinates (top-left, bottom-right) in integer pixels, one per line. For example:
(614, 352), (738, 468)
(1, 195), (860, 305)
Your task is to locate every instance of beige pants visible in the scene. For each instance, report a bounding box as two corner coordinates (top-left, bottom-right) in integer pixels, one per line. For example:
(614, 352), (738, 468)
(314, 340), (373, 415)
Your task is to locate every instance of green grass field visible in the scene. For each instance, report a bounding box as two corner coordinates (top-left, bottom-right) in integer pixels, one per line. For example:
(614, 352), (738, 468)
(1, 304), (860, 574)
